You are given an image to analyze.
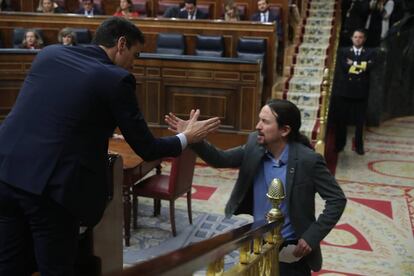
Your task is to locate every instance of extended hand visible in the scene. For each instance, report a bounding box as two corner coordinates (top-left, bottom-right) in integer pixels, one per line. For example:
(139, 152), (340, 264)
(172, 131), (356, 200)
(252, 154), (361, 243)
(292, 238), (312, 257)
(165, 109), (196, 133)
(165, 109), (220, 144)
(347, 58), (353, 65)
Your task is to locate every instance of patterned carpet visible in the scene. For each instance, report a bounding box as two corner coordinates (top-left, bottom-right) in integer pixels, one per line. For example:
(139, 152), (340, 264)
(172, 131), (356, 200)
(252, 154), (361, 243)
(124, 116), (414, 275)
(320, 116), (414, 275)
(286, 0), (336, 138)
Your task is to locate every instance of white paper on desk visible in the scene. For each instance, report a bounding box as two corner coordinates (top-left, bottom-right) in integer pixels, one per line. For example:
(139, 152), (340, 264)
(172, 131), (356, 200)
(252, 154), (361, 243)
(279, 244), (302, 263)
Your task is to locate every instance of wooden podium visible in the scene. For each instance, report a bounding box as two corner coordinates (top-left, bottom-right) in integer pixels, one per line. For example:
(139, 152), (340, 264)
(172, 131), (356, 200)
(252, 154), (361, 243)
(93, 154), (124, 275)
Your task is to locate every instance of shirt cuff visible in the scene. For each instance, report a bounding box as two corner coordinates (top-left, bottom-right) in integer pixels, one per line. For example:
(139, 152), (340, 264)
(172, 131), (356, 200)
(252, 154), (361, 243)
(176, 133), (188, 150)
(353, 61), (357, 66)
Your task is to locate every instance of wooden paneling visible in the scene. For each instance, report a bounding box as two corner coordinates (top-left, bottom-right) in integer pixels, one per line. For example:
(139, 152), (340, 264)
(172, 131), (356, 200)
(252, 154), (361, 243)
(0, 12), (276, 102)
(0, 51), (262, 148)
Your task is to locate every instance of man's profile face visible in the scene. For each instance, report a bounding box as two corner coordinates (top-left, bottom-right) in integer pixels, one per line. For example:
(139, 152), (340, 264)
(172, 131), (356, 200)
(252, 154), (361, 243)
(257, 0), (268, 12)
(114, 40), (141, 71)
(255, 105), (286, 146)
(351, 31), (366, 48)
(185, 3), (196, 15)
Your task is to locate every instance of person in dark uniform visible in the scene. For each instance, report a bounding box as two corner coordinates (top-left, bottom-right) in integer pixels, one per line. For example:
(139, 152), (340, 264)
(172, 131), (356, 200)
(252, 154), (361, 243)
(0, 17), (220, 275)
(334, 29), (376, 155)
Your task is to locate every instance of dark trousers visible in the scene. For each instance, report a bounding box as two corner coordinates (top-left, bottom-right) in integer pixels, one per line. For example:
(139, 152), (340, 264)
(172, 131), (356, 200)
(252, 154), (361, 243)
(280, 258), (311, 276)
(334, 96), (368, 151)
(0, 181), (79, 276)
(279, 240), (311, 276)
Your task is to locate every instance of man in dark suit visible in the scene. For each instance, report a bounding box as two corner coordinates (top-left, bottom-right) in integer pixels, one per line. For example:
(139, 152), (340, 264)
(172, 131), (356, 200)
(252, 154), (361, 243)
(251, 0), (283, 41)
(334, 28), (375, 155)
(177, 0), (208, 19)
(0, 17), (220, 275)
(166, 99), (347, 275)
(76, 0), (102, 16)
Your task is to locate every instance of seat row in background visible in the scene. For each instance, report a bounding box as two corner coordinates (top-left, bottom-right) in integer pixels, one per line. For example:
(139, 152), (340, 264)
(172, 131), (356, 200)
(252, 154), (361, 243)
(7, 27), (266, 64)
(156, 33), (266, 61)
(11, 27), (92, 48)
(11, 0), (283, 21)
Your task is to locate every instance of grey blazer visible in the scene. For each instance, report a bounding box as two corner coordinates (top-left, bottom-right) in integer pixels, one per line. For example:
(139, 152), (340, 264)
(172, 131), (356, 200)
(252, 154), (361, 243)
(191, 132), (347, 271)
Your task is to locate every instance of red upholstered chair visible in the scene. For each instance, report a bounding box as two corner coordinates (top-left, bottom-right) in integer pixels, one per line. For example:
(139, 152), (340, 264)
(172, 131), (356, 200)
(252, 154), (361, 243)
(132, 149), (197, 236)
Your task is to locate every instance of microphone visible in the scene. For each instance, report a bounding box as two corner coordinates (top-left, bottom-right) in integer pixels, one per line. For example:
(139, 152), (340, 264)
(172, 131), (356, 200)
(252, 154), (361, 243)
(266, 178), (285, 222)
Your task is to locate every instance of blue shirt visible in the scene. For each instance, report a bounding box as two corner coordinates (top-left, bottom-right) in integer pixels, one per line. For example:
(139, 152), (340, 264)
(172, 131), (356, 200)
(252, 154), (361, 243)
(253, 144), (297, 241)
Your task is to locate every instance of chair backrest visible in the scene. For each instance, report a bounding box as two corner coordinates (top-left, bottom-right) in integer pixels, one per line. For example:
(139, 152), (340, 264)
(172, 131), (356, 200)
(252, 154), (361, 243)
(269, 4), (282, 19)
(157, 1), (179, 17)
(168, 149), (197, 197)
(196, 4), (211, 19)
(71, 28), (92, 45)
(195, 35), (224, 57)
(13, 28), (44, 48)
(156, 33), (186, 55)
(132, 0), (148, 17)
(236, 37), (266, 61)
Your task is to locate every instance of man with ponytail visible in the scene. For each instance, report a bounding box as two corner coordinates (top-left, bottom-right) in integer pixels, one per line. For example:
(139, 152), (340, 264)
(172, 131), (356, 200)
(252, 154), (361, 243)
(165, 99), (347, 275)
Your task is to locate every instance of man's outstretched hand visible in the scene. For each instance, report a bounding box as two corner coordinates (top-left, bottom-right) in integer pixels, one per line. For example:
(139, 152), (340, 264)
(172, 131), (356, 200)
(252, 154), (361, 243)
(165, 109), (220, 144)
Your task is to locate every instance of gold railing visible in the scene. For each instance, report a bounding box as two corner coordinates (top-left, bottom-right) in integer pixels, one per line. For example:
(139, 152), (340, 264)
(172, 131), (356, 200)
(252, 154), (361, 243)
(314, 0), (342, 156)
(113, 179), (286, 276)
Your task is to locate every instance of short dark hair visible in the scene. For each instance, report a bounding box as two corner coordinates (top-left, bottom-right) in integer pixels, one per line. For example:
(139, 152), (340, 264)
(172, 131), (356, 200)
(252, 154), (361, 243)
(184, 0), (197, 5)
(93, 17), (145, 48)
(266, 99), (312, 148)
(352, 28), (367, 37)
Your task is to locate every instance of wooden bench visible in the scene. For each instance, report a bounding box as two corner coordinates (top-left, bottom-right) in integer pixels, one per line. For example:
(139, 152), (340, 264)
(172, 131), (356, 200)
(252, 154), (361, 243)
(0, 11), (276, 103)
(0, 49), (263, 149)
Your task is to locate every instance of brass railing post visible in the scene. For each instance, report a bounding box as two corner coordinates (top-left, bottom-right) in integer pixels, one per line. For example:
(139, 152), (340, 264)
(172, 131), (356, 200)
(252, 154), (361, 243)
(266, 178), (286, 276)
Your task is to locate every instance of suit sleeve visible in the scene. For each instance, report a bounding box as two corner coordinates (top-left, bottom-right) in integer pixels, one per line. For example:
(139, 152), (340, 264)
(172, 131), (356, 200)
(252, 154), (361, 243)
(191, 140), (244, 168)
(108, 75), (181, 161)
(301, 154), (347, 249)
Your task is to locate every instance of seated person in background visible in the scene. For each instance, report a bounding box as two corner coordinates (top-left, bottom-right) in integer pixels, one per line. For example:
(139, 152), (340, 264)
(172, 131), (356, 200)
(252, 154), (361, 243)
(251, 0), (282, 40)
(113, 0), (139, 18)
(58, 28), (77, 46)
(0, 0), (13, 11)
(76, 0), (102, 16)
(177, 0), (208, 20)
(223, 0), (240, 21)
(37, 0), (65, 13)
(163, 2), (184, 18)
(20, 29), (44, 49)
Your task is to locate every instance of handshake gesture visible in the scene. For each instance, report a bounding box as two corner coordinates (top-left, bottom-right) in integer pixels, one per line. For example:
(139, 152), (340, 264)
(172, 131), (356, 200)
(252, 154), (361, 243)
(166, 109), (220, 144)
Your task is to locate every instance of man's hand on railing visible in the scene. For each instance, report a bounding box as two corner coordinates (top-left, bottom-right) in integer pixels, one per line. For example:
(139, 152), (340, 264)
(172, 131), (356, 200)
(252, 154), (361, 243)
(292, 238), (312, 257)
(165, 109), (221, 144)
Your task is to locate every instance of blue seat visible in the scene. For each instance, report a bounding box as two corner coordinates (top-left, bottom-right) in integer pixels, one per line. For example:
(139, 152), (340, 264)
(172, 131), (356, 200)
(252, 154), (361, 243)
(71, 28), (92, 45)
(236, 37), (266, 61)
(156, 33), (185, 55)
(195, 35), (224, 57)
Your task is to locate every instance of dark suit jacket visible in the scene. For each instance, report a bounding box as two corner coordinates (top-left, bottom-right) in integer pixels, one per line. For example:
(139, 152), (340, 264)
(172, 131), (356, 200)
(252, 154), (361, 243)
(0, 45), (182, 226)
(191, 133), (347, 271)
(76, 6), (102, 16)
(338, 46), (375, 99)
(251, 10), (283, 40)
(177, 9), (209, 19)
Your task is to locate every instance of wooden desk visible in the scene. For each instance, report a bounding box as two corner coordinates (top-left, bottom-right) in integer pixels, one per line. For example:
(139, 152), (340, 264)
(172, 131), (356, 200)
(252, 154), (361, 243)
(109, 138), (162, 247)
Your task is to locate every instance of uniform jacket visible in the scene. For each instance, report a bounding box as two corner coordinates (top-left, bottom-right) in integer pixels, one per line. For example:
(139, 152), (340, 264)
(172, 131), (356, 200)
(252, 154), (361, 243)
(339, 46), (375, 99)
